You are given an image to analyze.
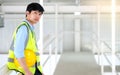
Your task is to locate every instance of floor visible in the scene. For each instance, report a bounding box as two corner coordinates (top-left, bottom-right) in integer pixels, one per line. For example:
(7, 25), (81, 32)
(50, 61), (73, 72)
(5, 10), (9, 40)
(1, 52), (120, 75)
(54, 51), (101, 75)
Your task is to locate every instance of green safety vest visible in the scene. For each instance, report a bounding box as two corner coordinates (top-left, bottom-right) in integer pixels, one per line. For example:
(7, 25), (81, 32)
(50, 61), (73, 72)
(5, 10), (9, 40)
(7, 21), (43, 74)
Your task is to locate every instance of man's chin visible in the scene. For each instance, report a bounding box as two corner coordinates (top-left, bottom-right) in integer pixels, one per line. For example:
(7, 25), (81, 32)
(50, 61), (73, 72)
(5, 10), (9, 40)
(33, 21), (38, 24)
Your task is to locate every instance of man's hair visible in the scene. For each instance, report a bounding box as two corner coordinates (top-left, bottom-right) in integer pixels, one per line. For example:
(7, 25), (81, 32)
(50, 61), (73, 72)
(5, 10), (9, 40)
(26, 2), (44, 13)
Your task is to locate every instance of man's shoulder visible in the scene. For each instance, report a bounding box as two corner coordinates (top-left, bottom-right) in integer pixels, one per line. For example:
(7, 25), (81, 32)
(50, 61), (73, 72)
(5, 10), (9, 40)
(16, 25), (28, 34)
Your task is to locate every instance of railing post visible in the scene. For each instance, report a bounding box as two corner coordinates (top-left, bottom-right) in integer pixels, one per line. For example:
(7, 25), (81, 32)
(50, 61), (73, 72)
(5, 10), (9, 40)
(101, 42), (104, 75)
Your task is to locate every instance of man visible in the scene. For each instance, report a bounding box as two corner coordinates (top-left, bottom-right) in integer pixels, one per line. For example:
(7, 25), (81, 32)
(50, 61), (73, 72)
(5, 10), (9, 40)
(7, 2), (44, 75)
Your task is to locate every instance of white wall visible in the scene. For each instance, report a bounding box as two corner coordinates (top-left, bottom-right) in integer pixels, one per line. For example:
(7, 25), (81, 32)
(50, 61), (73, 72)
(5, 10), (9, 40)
(92, 13), (120, 52)
(0, 14), (23, 53)
(80, 14), (96, 51)
(1, 13), (120, 53)
(116, 14), (120, 51)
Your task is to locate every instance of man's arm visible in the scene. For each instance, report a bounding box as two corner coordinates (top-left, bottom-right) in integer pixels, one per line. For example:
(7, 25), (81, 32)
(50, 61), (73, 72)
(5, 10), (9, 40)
(14, 26), (33, 75)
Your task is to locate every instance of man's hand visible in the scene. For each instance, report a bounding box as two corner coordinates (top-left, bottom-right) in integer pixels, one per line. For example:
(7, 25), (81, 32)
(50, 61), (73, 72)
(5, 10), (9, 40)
(42, 73), (44, 75)
(17, 58), (33, 75)
(25, 70), (34, 75)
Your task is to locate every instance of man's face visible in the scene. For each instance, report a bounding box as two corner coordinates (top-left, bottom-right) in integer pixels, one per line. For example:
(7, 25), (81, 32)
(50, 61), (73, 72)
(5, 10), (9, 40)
(26, 10), (43, 24)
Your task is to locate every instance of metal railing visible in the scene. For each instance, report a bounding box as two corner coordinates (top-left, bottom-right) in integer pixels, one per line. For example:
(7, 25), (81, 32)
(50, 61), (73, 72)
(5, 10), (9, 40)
(92, 32), (120, 75)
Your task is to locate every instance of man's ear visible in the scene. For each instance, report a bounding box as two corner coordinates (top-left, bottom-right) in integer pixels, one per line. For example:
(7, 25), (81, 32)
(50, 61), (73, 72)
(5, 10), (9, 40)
(26, 11), (30, 16)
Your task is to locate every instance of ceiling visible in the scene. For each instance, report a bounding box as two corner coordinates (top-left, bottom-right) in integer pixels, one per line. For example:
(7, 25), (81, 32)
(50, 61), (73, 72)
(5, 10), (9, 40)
(0, 0), (119, 6)
(0, 0), (120, 14)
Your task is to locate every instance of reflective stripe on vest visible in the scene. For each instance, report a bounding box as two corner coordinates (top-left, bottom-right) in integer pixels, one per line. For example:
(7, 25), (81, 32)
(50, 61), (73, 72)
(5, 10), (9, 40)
(7, 21), (43, 74)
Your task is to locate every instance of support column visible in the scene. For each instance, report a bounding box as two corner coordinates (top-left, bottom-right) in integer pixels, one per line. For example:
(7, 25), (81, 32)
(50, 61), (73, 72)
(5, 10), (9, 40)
(74, 19), (80, 52)
(97, 5), (101, 65)
(111, 0), (116, 75)
(55, 4), (58, 63)
(39, 0), (44, 66)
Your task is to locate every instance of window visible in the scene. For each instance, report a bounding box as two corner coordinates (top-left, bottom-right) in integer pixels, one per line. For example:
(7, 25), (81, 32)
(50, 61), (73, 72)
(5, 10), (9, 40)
(0, 15), (4, 27)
